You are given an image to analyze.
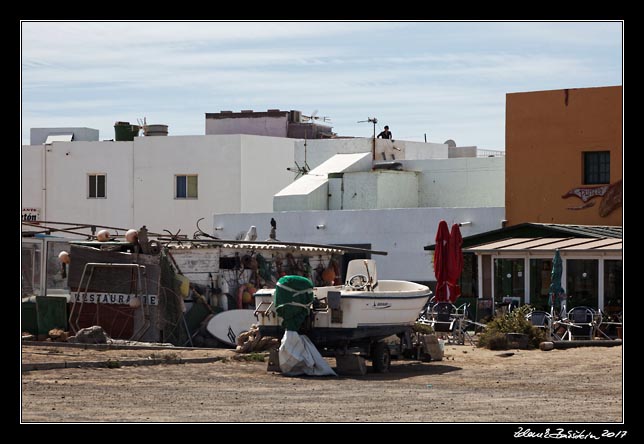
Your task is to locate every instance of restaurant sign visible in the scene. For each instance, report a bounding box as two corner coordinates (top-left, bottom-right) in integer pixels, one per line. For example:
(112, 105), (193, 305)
(71, 292), (159, 306)
(22, 207), (40, 222)
(561, 180), (622, 217)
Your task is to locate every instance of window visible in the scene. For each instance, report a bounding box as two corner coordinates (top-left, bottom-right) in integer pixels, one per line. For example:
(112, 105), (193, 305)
(175, 175), (198, 199)
(88, 174), (106, 198)
(566, 259), (598, 308)
(529, 258), (553, 311)
(583, 151), (610, 185)
(494, 258), (525, 306)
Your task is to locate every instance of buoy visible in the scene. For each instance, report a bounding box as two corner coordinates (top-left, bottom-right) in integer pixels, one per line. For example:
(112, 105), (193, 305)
(125, 229), (138, 243)
(242, 284), (256, 304)
(219, 293), (229, 311)
(96, 229), (111, 242)
(58, 251), (71, 264)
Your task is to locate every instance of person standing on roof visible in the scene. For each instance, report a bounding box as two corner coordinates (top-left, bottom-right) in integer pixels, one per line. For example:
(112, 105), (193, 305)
(377, 125), (392, 139)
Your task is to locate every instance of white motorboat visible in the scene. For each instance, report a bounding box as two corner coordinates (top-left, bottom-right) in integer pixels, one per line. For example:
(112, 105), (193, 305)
(254, 259), (431, 349)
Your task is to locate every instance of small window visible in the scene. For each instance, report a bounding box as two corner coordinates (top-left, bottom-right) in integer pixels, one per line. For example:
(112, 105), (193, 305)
(175, 174), (198, 199)
(583, 151), (610, 185)
(88, 174), (106, 198)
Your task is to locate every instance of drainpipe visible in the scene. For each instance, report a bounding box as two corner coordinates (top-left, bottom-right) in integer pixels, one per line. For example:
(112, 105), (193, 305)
(41, 143), (47, 221)
(372, 126), (376, 164)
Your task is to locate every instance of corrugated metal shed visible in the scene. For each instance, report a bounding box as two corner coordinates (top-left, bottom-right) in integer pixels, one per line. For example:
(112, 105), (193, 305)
(166, 240), (387, 256)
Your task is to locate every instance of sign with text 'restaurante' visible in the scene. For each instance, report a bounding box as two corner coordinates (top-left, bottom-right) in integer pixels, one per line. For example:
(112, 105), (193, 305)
(71, 292), (159, 305)
(22, 208), (40, 222)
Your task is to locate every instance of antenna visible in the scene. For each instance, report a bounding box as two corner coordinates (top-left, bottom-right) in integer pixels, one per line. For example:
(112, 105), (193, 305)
(136, 117), (147, 136)
(287, 134), (311, 179)
(358, 117), (378, 161)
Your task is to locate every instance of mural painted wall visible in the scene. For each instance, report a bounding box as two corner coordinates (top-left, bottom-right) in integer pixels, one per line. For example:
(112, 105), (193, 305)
(505, 86), (622, 226)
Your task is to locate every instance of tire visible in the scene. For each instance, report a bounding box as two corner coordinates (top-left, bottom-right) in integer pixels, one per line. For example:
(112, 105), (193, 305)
(371, 341), (391, 373)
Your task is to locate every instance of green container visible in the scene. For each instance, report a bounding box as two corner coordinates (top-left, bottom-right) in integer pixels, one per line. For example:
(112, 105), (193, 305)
(22, 301), (38, 335)
(274, 275), (314, 331)
(114, 122), (140, 141)
(36, 296), (68, 335)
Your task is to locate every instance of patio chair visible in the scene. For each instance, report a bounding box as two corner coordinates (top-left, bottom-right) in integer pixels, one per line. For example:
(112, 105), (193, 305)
(427, 302), (474, 345)
(429, 302), (457, 333)
(564, 306), (600, 340)
(526, 310), (553, 340)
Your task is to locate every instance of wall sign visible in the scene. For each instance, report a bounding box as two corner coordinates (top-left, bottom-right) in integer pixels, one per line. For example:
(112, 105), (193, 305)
(71, 292), (158, 305)
(22, 207), (40, 222)
(562, 180), (621, 217)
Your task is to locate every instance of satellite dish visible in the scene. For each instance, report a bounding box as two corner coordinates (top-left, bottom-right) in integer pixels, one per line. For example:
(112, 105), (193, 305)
(444, 139), (456, 148)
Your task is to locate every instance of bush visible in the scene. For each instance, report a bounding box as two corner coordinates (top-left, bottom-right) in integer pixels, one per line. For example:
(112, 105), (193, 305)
(478, 305), (546, 350)
(413, 322), (434, 335)
(481, 332), (508, 350)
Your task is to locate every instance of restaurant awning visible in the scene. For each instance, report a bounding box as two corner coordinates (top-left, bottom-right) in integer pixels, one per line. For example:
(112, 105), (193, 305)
(464, 237), (622, 253)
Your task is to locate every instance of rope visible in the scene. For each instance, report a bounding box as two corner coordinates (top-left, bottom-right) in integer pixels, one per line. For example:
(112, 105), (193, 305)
(276, 282), (313, 298)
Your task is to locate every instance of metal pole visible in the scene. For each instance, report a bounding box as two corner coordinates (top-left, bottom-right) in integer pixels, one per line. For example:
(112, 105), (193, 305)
(372, 120), (376, 161)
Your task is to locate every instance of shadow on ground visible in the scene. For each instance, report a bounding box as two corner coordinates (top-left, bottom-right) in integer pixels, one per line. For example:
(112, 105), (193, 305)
(338, 361), (462, 381)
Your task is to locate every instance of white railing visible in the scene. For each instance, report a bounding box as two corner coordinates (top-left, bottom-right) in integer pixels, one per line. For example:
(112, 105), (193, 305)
(477, 149), (506, 157)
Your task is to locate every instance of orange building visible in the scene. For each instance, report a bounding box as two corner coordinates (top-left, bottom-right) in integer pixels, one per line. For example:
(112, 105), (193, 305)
(505, 85), (622, 227)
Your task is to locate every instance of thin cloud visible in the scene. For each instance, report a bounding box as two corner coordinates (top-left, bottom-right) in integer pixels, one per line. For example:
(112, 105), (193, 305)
(21, 21), (622, 147)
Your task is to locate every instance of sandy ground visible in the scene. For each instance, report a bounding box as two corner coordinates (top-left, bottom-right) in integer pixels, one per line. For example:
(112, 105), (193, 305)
(21, 342), (622, 423)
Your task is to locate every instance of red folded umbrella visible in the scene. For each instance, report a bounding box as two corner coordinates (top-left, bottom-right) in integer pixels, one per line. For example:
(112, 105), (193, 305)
(446, 223), (463, 303)
(433, 220), (450, 302)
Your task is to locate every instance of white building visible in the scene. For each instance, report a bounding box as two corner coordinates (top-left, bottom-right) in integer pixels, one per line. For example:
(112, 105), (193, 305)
(214, 138), (506, 284)
(21, 134), (295, 234)
(30, 127), (99, 145)
(22, 128), (505, 286)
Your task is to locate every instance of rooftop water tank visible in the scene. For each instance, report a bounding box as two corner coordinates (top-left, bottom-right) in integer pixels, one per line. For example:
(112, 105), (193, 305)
(114, 122), (140, 141)
(144, 124), (168, 136)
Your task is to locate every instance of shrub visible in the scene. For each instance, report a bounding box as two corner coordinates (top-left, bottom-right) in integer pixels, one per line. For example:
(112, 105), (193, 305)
(481, 332), (508, 350)
(413, 322), (434, 335)
(478, 305), (546, 350)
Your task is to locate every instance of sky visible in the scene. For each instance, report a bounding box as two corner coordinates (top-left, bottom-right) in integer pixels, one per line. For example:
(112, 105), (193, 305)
(21, 21), (622, 149)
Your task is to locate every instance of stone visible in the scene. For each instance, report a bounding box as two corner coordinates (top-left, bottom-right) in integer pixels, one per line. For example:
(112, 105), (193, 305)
(68, 325), (109, 344)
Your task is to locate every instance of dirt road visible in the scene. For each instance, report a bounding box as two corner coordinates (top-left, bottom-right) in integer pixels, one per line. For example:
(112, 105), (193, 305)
(21, 343), (622, 423)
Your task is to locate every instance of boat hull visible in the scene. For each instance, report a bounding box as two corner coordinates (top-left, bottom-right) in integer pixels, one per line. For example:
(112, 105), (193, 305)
(254, 280), (431, 344)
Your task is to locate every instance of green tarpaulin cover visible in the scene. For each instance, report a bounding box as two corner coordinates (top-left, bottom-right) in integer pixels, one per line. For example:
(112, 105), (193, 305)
(274, 275), (314, 331)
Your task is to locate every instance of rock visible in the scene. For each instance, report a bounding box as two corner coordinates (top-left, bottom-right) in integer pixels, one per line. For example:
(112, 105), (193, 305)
(67, 325), (109, 344)
(48, 329), (69, 342)
(540, 341), (555, 351)
(49, 328), (69, 342)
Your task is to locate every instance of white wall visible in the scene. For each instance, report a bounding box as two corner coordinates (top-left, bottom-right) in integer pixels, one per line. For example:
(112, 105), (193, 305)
(21, 145), (43, 213)
(133, 135), (295, 234)
(133, 135), (240, 234)
(30, 127), (99, 145)
(21, 134), (295, 235)
(206, 116), (288, 137)
(213, 207), (505, 282)
(340, 171), (419, 210)
(401, 141), (449, 160)
(375, 171), (419, 209)
(296, 138), (449, 171)
(405, 157), (505, 208)
(448, 146), (477, 158)
(274, 152), (372, 212)
(42, 141), (134, 227)
(239, 135), (296, 213)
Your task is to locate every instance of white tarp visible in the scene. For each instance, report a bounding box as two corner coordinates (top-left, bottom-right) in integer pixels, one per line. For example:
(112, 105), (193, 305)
(278, 330), (337, 376)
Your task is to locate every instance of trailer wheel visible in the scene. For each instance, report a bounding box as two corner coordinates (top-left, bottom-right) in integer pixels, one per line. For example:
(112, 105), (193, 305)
(371, 342), (390, 373)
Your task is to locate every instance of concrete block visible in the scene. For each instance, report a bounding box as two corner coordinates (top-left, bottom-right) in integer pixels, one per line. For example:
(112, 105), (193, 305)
(267, 348), (281, 372)
(335, 354), (367, 376)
